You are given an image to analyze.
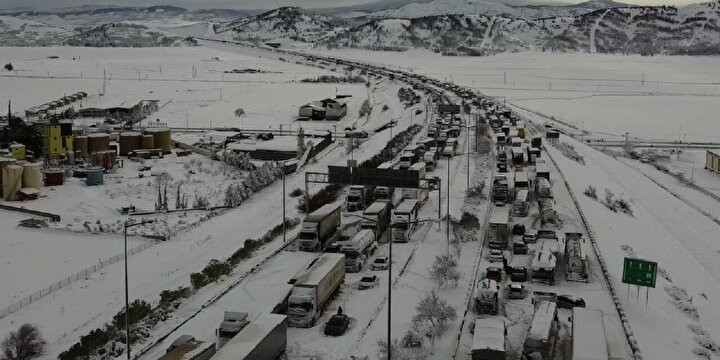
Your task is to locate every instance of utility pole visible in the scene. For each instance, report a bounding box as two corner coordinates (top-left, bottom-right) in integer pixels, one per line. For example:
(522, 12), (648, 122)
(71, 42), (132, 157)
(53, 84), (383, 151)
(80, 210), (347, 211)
(446, 157), (451, 255)
(387, 227), (392, 360)
(282, 161), (287, 243)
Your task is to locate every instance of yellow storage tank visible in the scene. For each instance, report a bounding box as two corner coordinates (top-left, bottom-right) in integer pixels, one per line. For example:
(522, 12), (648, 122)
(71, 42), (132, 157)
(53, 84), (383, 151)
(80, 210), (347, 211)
(145, 128), (171, 154)
(10, 144), (26, 160)
(2, 165), (23, 201)
(119, 132), (142, 155)
(21, 163), (42, 191)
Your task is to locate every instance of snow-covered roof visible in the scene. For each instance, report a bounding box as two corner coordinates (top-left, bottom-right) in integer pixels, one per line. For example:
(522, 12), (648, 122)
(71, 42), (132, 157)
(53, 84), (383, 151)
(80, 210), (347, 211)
(571, 308), (608, 360)
(297, 253), (344, 287)
(394, 199), (419, 214)
(531, 250), (556, 271)
(213, 314), (286, 360)
(306, 203), (340, 221)
(472, 317), (506, 352)
(527, 301), (557, 342)
(489, 206), (510, 225)
(364, 201), (389, 215)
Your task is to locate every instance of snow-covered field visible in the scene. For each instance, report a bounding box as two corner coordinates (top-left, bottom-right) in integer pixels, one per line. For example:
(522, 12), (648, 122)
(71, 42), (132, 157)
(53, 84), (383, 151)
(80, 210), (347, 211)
(316, 49), (720, 142)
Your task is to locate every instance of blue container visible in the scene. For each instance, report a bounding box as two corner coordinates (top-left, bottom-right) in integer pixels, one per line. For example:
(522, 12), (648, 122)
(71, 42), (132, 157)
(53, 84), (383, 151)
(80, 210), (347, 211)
(86, 169), (104, 186)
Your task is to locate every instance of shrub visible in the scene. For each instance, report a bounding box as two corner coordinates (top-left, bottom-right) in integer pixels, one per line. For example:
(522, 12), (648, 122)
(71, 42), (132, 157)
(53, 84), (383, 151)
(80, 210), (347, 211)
(359, 99), (372, 117)
(111, 300), (151, 330)
(202, 259), (231, 282)
(382, 104), (390, 112)
(456, 212), (479, 229)
(584, 185), (598, 199)
(190, 272), (208, 289)
(4, 63), (12, 71)
(297, 183), (343, 213)
(159, 287), (191, 307)
(289, 188), (304, 197)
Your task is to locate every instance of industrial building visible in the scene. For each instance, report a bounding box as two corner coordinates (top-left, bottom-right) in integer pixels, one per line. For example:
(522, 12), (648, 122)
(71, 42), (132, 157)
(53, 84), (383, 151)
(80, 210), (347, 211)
(299, 98), (347, 121)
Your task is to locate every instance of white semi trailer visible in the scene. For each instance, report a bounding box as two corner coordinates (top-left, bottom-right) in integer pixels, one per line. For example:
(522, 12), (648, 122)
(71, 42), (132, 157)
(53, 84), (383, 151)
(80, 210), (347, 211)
(298, 204), (341, 251)
(212, 314), (287, 360)
(287, 253), (345, 327)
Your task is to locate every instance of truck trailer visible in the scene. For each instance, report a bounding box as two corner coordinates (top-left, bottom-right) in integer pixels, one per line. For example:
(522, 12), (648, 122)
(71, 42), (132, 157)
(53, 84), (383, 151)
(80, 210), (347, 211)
(287, 253), (345, 327)
(487, 206), (511, 249)
(392, 199), (420, 242)
(298, 204), (341, 251)
(160, 336), (215, 360)
(471, 317), (507, 360)
(212, 314), (287, 360)
(345, 185), (374, 212)
(361, 201), (391, 240)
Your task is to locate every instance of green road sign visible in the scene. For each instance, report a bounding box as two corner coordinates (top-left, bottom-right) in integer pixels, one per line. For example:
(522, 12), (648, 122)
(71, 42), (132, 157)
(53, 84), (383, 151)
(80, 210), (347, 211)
(622, 258), (658, 288)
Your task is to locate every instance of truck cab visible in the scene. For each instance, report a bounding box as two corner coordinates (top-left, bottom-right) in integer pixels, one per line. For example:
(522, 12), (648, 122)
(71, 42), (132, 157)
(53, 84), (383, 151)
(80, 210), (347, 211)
(216, 311), (249, 349)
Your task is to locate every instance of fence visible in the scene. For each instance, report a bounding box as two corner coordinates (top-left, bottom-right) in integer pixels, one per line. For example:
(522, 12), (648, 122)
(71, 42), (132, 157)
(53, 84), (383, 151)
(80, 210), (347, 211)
(0, 241), (154, 319)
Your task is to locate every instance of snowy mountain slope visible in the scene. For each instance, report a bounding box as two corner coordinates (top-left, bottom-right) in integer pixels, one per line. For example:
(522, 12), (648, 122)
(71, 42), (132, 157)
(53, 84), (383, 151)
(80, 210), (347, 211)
(361, 0), (632, 20)
(213, 6), (347, 43)
(62, 22), (193, 47)
(326, 2), (720, 55)
(0, 15), (73, 46)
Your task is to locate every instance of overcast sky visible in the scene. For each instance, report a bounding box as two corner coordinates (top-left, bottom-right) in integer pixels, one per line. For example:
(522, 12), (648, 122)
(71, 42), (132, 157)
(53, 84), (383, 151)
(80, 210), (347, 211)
(0, 0), (702, 11)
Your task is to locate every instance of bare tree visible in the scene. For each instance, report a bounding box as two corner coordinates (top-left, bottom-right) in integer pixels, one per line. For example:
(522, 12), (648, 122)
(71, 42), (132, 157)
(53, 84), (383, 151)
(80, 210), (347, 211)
(411, 291), (457, 347)
(429, 255), (461, 287)
(1, 324), (46, 360)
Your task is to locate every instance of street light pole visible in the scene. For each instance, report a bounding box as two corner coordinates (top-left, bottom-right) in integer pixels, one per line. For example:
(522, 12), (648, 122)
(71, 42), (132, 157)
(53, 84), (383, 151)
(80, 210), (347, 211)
(282, 161), (286, 243)
(124, 224), (130, 360)
(387, 230), (392, 360)
(446, 156), (450, 255)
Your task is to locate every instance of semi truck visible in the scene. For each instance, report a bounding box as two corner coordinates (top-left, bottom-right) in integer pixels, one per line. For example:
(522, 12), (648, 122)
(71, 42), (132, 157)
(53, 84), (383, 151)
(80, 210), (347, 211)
(298, 204), (341, 251)
(213, 314), (287, 360)
(216, 312), (249, 349)
(475, 278), (500, 315)
(392, 199), (419, 243)
(160, 336), (215, 360)
(340, 229), (376, 272)
(472, 317), (507, 360)
(361, 201), (391, 240)
(487, 206), (511, 249)
(564, 233), (588, 283)
(345, 185), (374, 212)
(287, 253), (345, 327)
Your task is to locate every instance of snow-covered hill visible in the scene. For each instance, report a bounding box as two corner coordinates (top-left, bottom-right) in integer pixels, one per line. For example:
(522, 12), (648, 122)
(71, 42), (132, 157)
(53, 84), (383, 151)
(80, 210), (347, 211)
(63, 21), (194, 47)
(355, 0), (631, 20)
(327, 2), (720, 55)
(0, 15), (73, 46)
(213, 6), (347, 43)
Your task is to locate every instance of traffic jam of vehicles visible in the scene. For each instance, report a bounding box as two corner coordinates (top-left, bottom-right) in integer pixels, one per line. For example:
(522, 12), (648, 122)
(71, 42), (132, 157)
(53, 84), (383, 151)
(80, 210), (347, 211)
(156, 48), (623, 360)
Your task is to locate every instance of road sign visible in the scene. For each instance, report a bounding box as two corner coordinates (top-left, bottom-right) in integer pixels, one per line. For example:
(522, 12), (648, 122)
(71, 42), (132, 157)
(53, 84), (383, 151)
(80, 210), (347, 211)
(622, 258), (657, 288)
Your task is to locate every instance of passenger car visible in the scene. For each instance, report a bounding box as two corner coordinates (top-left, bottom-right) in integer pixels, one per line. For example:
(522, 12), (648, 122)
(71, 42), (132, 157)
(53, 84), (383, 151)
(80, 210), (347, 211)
(371, 256), (389, 270)
(556, 295), (586, 309)
(488, 250), (504, 263)
(324, 314), (350, 336)
(359, 274), (379, 289)
(507, 283), (528, 299)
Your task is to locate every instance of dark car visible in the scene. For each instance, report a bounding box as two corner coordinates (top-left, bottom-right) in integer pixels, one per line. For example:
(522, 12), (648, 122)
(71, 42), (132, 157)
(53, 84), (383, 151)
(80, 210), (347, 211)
(513, 241), (528, 255)
(510, 266), (528, 282)
(486, 266), (503, 283)
(324, 314), (350, 336)
(556, 295), (586, 309)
